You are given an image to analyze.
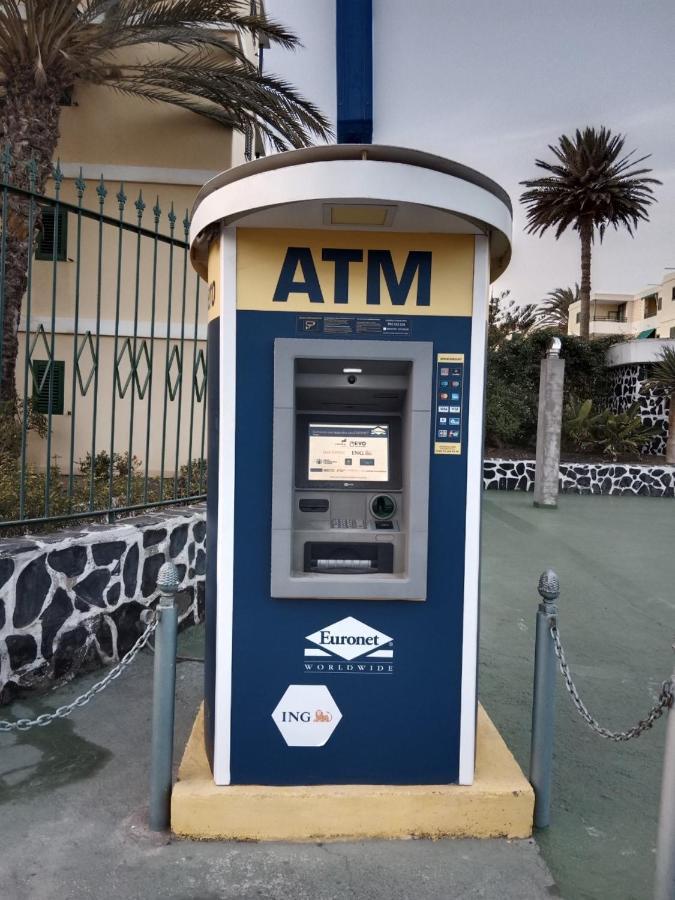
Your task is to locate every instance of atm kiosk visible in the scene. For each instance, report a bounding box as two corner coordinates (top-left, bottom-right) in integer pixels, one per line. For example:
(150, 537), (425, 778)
(189, 144), (512, 787)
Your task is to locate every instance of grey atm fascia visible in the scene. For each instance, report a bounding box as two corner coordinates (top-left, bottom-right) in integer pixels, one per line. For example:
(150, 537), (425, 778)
(271, 338), (432, 600)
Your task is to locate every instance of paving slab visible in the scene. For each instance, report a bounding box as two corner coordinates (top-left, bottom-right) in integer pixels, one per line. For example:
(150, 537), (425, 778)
(2, 491), (670, 899)
(480, 491), (673, 900)
(0, 630), (556, 900)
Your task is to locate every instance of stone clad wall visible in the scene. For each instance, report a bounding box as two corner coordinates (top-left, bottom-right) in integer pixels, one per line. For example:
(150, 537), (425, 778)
(0, 506), (205, 703)
(483, 459), (674, 497)
(609, 363), (670, 456)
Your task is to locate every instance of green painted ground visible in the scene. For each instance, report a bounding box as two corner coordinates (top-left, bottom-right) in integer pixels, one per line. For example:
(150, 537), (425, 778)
(480, 491), (674, 900)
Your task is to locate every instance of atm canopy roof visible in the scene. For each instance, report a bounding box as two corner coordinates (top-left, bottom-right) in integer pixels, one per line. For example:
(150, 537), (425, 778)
(190, 144), (512, 282)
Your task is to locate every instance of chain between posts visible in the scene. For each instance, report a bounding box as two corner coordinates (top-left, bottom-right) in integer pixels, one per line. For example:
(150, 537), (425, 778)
(0, 616), (158, 733)
(550, 623), (674, 742)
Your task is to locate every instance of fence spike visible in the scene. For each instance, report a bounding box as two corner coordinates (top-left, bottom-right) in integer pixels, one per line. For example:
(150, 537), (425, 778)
(75, 166), (86, 198)
(168, 201), (176, 231)
(135, 189), (146, 221)
(117, 182), (127, 211)
(53, 158), (63, 194)
(96, 174), (108, 206)
(153, 196), (162, 223)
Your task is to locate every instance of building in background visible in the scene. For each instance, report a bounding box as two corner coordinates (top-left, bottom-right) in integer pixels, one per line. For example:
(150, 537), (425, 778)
(568, 272), (675, 340)
(15, 25), (263, 479)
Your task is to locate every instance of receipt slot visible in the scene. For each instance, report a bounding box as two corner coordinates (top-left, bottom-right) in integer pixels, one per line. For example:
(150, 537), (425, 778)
(189, 145), (512, 787)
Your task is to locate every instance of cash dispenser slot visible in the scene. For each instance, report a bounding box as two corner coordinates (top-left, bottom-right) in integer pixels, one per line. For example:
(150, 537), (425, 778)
(304, 542), (394, 574)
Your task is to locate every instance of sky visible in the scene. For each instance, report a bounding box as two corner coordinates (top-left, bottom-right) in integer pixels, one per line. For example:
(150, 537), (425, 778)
(264, 0), (675, 306)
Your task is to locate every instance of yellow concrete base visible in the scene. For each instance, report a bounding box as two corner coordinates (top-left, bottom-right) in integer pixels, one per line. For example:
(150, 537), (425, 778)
(171, 704), (533, 841)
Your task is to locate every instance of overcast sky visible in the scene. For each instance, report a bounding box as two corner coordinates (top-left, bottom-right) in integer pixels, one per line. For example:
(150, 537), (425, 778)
(265, 0), (675, 306)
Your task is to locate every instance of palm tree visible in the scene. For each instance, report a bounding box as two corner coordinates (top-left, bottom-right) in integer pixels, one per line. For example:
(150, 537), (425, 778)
(646, 345), (675, 463)
(533, 284), (579, 333)
(520, 127), (659, 340)
(488, 290), (538, 347)
(0, 0), (331, 404)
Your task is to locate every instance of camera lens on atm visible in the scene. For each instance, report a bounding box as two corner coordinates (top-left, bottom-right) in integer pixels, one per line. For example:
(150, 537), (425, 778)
(347, 374), (357, 384)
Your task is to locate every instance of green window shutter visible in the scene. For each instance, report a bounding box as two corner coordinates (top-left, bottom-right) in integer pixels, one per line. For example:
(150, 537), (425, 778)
(36, 207), (68, 261)
(670, 326), (675, 338)
(32, 360), (65, 415)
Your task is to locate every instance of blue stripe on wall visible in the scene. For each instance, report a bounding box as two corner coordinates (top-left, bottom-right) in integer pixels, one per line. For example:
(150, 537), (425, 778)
(336, 0), (373, 143)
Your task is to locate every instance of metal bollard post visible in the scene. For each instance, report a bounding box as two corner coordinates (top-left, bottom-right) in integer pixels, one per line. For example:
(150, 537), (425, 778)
(654, 649), (675, 900)
(149, 562), (179, 831)
(529, 569), (560, 829)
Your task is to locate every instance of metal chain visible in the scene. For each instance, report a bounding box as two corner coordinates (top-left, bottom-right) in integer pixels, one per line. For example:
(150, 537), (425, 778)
(0, 617), (157, 733)
(550, 624), (673, 741)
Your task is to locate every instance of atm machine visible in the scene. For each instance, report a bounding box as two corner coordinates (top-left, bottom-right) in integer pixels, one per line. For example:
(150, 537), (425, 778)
(271, 340), (431, 600)
(189, 144), (512, 788)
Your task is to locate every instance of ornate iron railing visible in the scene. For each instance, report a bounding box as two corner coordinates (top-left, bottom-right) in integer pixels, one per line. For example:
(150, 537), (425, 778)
(0, 152), (207, 533)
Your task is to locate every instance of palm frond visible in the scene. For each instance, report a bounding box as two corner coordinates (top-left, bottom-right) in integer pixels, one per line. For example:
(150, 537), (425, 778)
(0, 0), (332, 150)
(530, 284), (579, 331)
(647, 346), (675, 393)
(113, 54), (331, 147)
(520, 126), (660, 241)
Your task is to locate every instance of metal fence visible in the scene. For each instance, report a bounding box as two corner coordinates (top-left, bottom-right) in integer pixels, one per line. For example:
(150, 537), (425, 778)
(0, 151), (207, 533)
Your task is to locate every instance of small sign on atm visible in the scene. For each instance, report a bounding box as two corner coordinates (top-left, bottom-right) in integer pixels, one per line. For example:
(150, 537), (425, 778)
(434, 353), (464, 455)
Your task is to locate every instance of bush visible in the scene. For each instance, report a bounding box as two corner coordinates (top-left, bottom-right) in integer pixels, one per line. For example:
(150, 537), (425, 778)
(178, 458), (208, 494)
(0, 451), (207, 536)
(563, 399), (659, 460)
(78, 450), (141, 479)
(485, 332), (622, 450)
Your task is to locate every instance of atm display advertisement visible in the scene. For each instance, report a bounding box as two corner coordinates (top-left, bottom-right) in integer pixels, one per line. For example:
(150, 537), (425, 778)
(295, 414), (402, 490)
(308, 424), (389, 482)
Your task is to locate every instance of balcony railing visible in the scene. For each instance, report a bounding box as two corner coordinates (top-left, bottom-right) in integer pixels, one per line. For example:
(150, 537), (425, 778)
(592, 312), (626, 322)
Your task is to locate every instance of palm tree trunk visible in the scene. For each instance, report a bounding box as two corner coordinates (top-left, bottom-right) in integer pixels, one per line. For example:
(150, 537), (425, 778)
(0, 70), (62, 406)
(666, 392), (675, 465)
(578, 218), (593, 340)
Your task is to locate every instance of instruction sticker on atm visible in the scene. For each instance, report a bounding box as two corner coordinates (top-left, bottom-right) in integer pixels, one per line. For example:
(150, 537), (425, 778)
(308, 424), (389, 481)
(434, 353), (464, 455)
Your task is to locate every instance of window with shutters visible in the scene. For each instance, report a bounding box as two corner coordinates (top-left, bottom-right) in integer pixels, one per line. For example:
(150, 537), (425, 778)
(32, 360), (65, 415)
(36, 207), (68, 261)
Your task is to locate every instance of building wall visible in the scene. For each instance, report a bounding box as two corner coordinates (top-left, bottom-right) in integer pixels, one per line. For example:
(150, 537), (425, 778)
(15, 36), (255, 473)
(568, 277), (675, 339)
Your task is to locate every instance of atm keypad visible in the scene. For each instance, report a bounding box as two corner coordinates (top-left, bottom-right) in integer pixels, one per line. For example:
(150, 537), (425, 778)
(331, 518), (365, 530)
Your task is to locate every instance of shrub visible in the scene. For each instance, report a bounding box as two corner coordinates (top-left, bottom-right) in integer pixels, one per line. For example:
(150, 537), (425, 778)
(78, 450), (141, 479)
(563, 399), (659, 460)
(485, 332), (622, 450)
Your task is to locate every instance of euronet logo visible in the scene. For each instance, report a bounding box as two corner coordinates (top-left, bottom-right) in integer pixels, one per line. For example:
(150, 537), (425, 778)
(304, 616), (394, 675)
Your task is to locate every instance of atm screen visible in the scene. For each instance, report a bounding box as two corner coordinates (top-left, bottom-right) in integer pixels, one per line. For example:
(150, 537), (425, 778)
(308, 423), (389, 482)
